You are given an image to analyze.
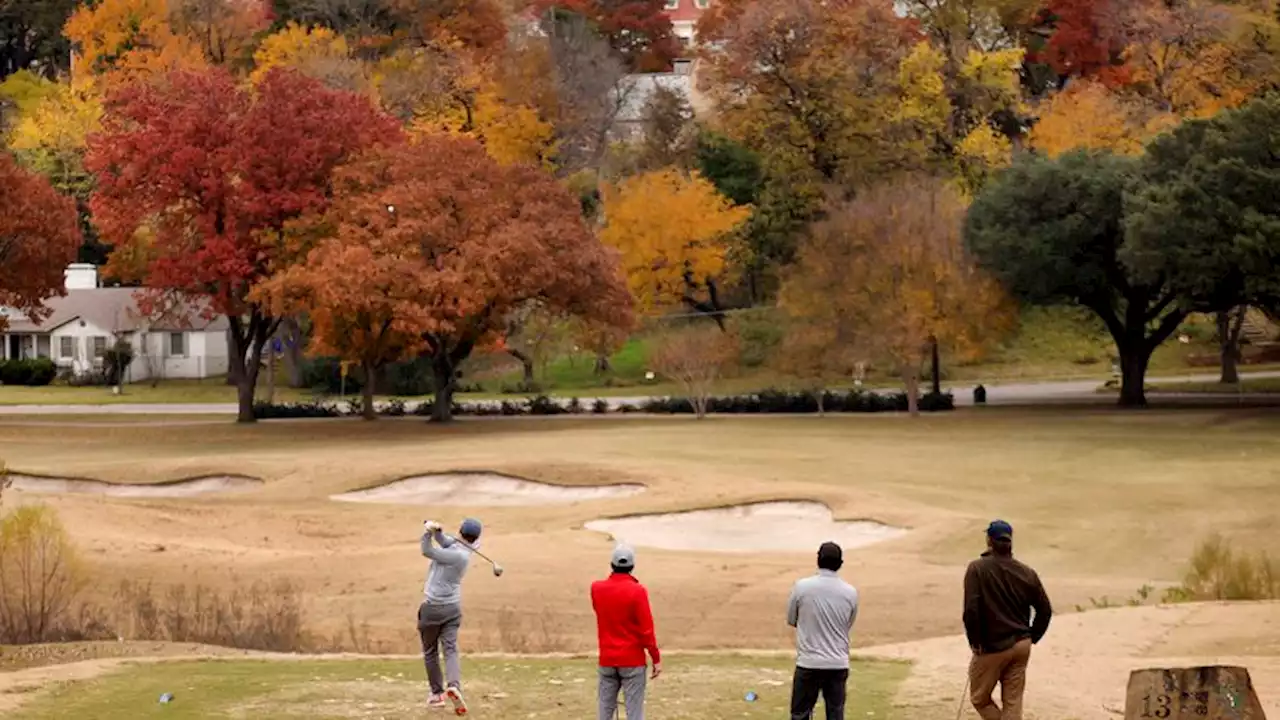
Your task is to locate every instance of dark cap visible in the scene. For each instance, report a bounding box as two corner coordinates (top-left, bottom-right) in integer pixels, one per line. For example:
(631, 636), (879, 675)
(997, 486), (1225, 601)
(460, 517), (482, 539)
(986, 520), (1013, 541)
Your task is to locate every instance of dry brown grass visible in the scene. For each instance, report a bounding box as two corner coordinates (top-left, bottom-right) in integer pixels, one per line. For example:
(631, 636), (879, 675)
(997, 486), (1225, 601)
(0, 409), (1279, 657)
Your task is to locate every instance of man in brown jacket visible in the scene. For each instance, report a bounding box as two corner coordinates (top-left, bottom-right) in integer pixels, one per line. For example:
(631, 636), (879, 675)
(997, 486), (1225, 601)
(963, 520), (1052, 720)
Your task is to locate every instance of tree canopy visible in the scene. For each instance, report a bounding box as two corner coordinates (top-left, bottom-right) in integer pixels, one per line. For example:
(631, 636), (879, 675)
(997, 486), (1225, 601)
(86, 67), (399, 421)
(0, 153), (81, 330)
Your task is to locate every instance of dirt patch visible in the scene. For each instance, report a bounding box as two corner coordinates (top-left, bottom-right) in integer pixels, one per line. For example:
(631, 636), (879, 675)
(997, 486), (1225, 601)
(3, 473), (262, 498)
(330, 471), (645, 506)
(584, 501), (908, 553)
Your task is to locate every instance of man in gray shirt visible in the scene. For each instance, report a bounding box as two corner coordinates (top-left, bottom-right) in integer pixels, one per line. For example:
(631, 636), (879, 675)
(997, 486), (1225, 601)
(420, 517), (482, 715)
(787, 541), (860, 720)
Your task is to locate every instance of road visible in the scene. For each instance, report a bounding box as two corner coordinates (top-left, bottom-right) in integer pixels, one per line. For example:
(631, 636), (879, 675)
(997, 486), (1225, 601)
(2, 370), (1278, 415)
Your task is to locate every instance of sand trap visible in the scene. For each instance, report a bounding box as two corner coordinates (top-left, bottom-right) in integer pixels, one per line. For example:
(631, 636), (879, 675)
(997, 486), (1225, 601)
(331, 472), (646, 506)
(585, 501), (907, 553)
(3, 473), (262, 498)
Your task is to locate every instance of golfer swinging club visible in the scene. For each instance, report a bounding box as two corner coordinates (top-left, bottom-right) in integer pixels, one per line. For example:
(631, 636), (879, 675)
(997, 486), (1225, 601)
(419, 517), (483, 716)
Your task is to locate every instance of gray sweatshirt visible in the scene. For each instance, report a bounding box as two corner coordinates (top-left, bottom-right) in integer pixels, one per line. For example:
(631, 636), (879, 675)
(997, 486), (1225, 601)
(787, 569), (860, 670)
(421, 531), (471, 605)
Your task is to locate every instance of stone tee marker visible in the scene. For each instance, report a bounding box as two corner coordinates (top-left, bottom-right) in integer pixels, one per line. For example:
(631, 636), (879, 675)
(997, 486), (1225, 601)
(1125, 666), (1266, 719)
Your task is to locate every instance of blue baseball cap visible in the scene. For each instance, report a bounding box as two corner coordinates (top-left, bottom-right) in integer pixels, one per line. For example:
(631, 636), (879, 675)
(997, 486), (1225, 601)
(459, 517), (482, 539)
(986, 520), (1013, 540)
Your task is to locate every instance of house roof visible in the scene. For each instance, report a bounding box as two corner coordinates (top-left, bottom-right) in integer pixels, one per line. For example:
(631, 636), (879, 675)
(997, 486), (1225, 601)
(2, 288), (229, 334)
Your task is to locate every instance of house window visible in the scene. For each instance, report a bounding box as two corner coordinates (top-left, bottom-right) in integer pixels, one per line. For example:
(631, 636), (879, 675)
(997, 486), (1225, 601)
(59, 337), (74, 359)
(169, 332), (187, 357)
(665, 0), (679, 8)
(92, 336), (107, 359)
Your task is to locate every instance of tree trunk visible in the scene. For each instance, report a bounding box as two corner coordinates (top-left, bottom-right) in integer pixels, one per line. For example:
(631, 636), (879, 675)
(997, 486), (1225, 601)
(430, 355), (456, 423)
(904, 372), (920, 417)
(930, 338), (941, 396)
(594, 352), (611, 375)
(282, 317), (304, 388)
(265, 348), (275, 404)
(509, 348), (536, 389)
(1217, 308), (1245, 384)
(361, 360), (376, 421)
(1118, 346), (1152, 408)
(234, 367), (258, 423)
(227, 312), (277, 424)
(816, 388), (825, 417)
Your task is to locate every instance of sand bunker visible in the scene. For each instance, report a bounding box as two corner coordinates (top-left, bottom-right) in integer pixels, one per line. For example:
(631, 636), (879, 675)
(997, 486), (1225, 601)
(3, 473), (262, 498)
(585, 501), (907, 553)
(331, 472), (646, 506)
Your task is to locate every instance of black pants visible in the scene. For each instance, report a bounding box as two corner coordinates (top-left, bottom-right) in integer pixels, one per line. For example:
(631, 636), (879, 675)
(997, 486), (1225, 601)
(790, 666), (849, 720)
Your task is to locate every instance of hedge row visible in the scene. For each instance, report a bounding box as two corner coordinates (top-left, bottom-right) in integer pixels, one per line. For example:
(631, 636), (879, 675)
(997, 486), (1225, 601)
(252, 389), (954, 419)
(0, 358), (57, 386)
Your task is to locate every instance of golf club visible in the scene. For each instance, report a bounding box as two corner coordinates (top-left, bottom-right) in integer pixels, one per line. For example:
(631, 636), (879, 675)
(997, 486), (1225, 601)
(425, 522), (504, 576)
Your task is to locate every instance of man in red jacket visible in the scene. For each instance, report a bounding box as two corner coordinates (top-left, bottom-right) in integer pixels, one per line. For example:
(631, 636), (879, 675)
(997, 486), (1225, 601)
(591, 544), (661, 720)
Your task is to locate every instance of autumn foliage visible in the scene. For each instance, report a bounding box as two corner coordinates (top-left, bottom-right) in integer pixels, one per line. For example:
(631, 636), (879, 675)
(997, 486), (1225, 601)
(782, 178), (1011, 415)
(0, 154), (81, 331)
(87, 67), (399, 420)
(600, 169), (750, 311)
(260, 135), (632, 421)
(533, 0), (681, 72)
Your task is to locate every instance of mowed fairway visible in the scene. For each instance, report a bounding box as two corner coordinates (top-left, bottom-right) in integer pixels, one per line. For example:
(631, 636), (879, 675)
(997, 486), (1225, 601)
(2, 410), (1280, 718)
(2, 655), (907, 719)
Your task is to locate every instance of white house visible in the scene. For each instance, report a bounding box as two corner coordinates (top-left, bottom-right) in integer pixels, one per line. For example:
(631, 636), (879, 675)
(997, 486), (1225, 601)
(0, 264), (230, 383)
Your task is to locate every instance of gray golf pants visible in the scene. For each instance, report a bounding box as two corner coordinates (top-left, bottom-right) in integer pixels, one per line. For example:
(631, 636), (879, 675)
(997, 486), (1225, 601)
(598, 666), (647, 720)
(417, 601), (462, 694)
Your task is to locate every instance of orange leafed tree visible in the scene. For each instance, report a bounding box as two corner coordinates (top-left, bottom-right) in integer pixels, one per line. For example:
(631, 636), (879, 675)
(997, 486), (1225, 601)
(270, 135), (633, 422)
(0, 154), (81, 331)
(600, 169), (750, 314)
(782, 178), (1011, 415)
(64, 0), (208, 88)
(255, 238), (429, 420)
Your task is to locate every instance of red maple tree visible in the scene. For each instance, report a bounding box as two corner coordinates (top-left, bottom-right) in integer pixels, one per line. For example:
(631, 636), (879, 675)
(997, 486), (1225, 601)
(0, 154), (81, 331)
(87, 67), (400, 421)
(1035, 0), (1132, 86)
(533, 0), (682, 72)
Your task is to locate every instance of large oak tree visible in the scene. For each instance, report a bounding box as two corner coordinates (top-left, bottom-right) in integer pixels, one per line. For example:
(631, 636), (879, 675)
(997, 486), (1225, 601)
(87, 67), (398, 421)
(267, 135), (633, 422)
(966, 150), (1185, 407)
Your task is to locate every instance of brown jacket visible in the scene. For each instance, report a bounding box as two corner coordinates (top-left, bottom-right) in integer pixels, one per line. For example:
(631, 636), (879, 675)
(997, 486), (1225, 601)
(963, 551), (1052, 654)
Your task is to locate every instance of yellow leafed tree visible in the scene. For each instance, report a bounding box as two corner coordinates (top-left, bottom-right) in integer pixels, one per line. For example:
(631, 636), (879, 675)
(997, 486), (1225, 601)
(600, 169), (751, 310)
(1030, 80), (1175, 156)
(781, 177), (1012, 415)
(410, 80), (556, 168)
(8, 83), (103, 198)
(250, 23), (356, 87)
(64, 0), (207, 88)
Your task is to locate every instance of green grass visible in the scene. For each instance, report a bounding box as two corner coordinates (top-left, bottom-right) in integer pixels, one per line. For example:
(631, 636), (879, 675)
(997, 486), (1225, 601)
(0, 379), (311, 405)
(9, 656), (908, 720)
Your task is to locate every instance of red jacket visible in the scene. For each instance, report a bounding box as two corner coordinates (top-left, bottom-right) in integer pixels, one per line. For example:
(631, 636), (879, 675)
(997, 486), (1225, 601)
(591, 573), (661, 667)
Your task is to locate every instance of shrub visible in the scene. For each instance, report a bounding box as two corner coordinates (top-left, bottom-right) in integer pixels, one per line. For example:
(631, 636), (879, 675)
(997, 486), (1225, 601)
(103, 340), (134, 385)
(252, 401), (342, 419)
(1165, 534), (1278, 602)
(382, 398), (407, 416)
(111, 579), (312, 652)
(526, 395), (566, 415)
(0, 358), (53, 386)
(25, 358), (56, 386)
(592, 398), (610, 414)
(0, 505), (87, 644)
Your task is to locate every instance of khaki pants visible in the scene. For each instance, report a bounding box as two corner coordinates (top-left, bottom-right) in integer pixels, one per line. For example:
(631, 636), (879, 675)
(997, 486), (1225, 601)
(968, 638), (1032, 720)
